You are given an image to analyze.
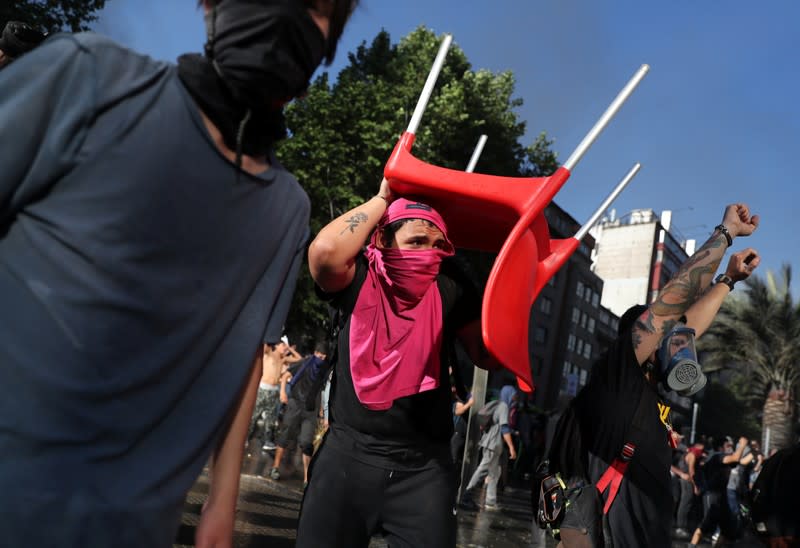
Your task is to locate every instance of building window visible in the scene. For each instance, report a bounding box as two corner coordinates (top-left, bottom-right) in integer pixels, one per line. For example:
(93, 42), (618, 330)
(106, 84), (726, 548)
(576, 338), (584, 355)
(585, 289), (592, 303)
(580, 369), (588, 386)
(576, 281), (584, 299)
(592, 292), (600, 308)
(580, 312), (588, 329)
(540, 296), (552, 315)
(572, 307), (580, 324)
(583, 342), (592, 359)
(534, 326), (547, 344)
(567, 334), (576, 351)
(588, 317), (596, 334)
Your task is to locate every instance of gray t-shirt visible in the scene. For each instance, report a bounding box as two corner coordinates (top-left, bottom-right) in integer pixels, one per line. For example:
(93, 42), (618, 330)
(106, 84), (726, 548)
(0, 33), (309, 546)
(479, 400), (510, 450)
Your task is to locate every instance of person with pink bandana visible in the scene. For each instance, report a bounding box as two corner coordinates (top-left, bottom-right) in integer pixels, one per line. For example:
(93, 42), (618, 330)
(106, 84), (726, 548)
(299, 178), (487, 547)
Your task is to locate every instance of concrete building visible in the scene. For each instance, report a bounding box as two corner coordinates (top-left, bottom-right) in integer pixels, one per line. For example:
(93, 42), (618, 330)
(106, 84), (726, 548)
(589, 209), (695, 317)
(515, 202), (620, 411)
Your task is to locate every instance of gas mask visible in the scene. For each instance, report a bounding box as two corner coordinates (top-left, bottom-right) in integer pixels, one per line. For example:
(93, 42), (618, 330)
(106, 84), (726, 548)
(657, 325), (707, 396)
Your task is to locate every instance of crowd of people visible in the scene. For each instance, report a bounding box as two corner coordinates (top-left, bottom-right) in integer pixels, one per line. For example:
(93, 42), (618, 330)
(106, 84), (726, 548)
(1, 2), (796, 548)
(671, 434), (766, 545)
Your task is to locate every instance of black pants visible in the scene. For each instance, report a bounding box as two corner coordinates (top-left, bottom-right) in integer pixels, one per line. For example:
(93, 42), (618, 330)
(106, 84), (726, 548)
(296, 441), (457, 547)
(699, 491), (736, 538)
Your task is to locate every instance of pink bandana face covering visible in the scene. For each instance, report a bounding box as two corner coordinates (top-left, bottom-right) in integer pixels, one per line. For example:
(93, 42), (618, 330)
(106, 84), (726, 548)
(349, 199), (455, 410)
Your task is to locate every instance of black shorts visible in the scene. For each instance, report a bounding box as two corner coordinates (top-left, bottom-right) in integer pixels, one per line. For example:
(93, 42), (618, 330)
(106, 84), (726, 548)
(275, 399), (317, 456)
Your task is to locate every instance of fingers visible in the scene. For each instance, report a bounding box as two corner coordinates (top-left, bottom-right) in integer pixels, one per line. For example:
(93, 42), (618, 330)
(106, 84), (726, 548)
(723, 203), (759, 237)
(727, 248), (760, 281)
(378, 177), (393, 202)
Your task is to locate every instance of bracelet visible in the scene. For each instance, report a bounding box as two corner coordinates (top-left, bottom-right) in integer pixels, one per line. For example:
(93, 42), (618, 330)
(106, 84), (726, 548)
(714, 224), (733, 247)
(715, 273), (736, 291)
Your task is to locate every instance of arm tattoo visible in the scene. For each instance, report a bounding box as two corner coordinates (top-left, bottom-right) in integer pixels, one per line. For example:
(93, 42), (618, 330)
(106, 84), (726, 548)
(651, 233), (725, 317)
(632, 314), (678, 352)
(632, 328), (643, 352)
(339, 212), (368, 235)
(632, 232), (725, 354)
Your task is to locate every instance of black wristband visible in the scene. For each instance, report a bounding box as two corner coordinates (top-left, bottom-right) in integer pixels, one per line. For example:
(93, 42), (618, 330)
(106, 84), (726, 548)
(714, 224), (733, 247)
(715, 273), (736, 291)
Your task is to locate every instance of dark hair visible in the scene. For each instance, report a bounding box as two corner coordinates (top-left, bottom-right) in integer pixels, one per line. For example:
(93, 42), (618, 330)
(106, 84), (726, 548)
(379, 218), (436, 247)
(318, 0), (359, 63)
(618, 304), (648, 336)
(0, 21), (47, 59)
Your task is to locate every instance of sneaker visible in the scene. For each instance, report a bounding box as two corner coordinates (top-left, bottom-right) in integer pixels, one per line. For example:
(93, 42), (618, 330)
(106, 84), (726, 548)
(484, 502), (500, 511)
(674, 528), (690, 540)
(261, 441), (276, 451)
(268, 467), (280, 480)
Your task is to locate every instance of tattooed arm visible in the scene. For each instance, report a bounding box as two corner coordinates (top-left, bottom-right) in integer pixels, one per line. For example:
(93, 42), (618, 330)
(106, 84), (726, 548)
(683, 247), (760, 338)
(632, 204), (759, 365)
(308, 178), (393, 293)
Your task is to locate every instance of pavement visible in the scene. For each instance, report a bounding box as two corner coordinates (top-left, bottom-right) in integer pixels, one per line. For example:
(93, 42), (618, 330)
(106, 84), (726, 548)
(175, 448), (539, 547)
(174, 448), (764, 547)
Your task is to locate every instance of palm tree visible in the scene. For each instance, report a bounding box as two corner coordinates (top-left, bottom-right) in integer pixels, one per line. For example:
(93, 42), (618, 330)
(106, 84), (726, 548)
(700, 265), (800, 453)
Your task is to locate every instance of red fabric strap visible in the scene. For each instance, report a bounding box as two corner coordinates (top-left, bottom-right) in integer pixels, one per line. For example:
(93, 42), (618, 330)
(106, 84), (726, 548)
(595, 443), (636, 514)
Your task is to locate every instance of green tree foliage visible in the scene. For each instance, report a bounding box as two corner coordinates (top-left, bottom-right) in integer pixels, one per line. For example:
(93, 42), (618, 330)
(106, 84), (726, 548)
(2, 0), (107, 33)
(276, 27), (557, 350)
(700, 265), (800, 451)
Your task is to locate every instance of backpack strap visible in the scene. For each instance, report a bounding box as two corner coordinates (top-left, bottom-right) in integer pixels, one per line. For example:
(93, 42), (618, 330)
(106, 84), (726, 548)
(594, 382), (652, 513)
(595, 442), (636, 514)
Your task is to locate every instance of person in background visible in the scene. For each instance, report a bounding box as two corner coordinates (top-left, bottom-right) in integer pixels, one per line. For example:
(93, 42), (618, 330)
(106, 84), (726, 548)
(247, 338), (301, 452)
(450, 384), (474, 473)
(675, 438), (704, 538)
(270, 347), (328, 485)
(460, 385), (519, 511)
(688, 436), (749, 547)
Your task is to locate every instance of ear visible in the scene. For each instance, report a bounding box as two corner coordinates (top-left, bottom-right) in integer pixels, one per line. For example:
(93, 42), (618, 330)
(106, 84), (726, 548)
(375, 227), (390, 249)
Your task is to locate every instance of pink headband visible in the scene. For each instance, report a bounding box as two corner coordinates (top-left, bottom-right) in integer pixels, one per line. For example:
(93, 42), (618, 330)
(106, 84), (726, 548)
(379, 198), (454, 251)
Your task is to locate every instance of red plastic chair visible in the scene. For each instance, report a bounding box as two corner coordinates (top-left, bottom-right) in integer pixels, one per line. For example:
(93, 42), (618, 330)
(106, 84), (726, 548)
(384, 35), (648, 392)
(385, 133), (577, 392)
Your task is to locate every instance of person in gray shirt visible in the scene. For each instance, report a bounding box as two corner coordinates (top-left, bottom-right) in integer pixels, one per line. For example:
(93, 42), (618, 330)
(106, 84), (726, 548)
(0, 1), (356, 546)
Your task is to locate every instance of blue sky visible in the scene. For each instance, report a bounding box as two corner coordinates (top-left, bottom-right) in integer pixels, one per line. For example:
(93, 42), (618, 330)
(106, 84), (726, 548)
(94, 1), (798, 289)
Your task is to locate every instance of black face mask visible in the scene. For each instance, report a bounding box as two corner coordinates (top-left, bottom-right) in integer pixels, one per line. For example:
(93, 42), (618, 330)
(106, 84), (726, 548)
(207, 0), (326, 107)
(178, 0), (326, 160)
